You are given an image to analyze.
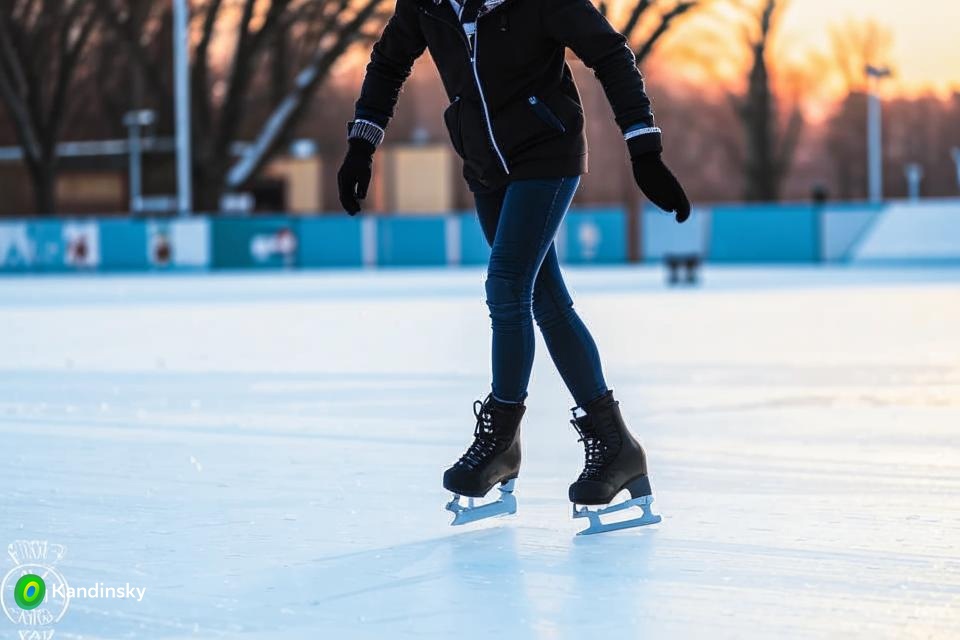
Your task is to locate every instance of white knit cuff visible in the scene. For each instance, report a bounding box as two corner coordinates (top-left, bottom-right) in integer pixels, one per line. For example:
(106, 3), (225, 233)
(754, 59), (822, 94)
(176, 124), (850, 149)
(624, 126), (662, 141)
(348, 119), (385, 147)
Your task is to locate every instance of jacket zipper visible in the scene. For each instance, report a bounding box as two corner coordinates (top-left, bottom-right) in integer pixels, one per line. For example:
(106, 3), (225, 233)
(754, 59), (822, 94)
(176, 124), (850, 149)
(422, 9), (509, 175)
(467, 25), (509, 174)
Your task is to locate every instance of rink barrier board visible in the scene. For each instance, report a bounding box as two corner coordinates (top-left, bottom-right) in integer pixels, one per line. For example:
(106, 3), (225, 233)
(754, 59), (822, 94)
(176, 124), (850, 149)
(820, 203), (885, 262)
(2, 200), (959, 272)
(298, 217), (365, 268)
(851, 200), (960, 262)
(375, 216), (448, 267)
(707, 204), (821, 262)
(560, 208), (628, 263)
(0, 219), (103, 271)
(211, 216), (298, 269)
(99, 219), (151, 269)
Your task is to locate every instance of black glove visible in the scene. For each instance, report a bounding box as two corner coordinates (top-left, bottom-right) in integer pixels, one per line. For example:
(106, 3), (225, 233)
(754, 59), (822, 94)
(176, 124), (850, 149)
(337, 138), (375, 215)
(632, 152), (691, 224)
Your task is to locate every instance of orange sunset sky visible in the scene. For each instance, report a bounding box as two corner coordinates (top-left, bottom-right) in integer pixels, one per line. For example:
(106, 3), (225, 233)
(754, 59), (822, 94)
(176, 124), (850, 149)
(329, 0), (957, 104)
(654, 0), (958, 96)
(773, 0), (956, 93)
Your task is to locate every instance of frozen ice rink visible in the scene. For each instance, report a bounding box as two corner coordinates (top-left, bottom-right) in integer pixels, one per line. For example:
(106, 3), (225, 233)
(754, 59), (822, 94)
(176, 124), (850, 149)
(2, 266), (959, 639)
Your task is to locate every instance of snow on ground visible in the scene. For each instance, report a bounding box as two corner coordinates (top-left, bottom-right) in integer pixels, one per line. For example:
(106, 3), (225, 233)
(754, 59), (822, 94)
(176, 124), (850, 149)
(1, 266), (958, 639)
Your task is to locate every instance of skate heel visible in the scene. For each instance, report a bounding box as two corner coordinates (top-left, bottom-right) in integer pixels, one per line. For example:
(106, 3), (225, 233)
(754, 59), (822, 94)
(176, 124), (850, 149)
(625, 475), (653, 499)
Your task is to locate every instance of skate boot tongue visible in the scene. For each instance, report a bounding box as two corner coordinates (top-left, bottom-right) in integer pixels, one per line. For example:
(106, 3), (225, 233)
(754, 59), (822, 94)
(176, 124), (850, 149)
(571, 397), (622, 482)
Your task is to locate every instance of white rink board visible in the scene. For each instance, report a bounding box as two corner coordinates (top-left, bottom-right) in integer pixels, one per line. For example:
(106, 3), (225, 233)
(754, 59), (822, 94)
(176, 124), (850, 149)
(854, 200), (960, 261)
(1, 267), (958, 639)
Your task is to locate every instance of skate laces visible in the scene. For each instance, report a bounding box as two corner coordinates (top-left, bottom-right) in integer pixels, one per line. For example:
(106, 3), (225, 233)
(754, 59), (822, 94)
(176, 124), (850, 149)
(572, 405), (626, 481)
(572, 415), (606, 480)
(458, 397), (498, 470)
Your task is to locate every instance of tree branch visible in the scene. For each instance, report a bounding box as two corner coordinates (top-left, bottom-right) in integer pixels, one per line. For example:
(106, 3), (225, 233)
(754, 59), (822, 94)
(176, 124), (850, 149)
(46, 2), (97, 139)
(634, 1), (697, 63)
(226, 0), (387, 188)
(775, 105), (803, 181)
(215, 0), (293, 156)
(193, 0), (225, 138)
(621, 0), (653, 42)
(0, 11), (42, 163)
(93, 0), (170, 108)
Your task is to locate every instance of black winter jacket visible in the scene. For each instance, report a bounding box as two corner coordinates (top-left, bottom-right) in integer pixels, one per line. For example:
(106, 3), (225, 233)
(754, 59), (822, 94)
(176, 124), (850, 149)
(352, 0), (663, 190)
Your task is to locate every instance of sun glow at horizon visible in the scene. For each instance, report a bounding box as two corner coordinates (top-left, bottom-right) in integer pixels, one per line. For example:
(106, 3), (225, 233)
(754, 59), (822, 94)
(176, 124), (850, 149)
(650, 0), (958, 99)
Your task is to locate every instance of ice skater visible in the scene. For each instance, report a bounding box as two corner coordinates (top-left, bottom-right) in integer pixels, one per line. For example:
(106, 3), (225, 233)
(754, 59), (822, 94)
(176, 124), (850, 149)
(337, 0), (690, 534)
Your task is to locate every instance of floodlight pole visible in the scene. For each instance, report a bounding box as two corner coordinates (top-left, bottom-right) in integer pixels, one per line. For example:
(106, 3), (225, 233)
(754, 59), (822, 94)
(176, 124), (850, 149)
(173, 0), (192, 216)
(865, 65), (891, 204)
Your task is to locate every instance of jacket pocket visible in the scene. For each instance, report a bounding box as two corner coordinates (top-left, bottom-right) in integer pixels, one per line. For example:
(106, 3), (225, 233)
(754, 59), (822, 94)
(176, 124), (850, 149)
(527, 96), (566, 133)
(443, 96), (465, 158)
(494, 96), (564, 158)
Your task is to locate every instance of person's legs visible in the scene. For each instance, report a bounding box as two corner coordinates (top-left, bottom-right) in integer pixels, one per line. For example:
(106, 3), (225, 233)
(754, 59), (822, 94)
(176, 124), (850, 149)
(474, 176), (607, 406)
(531, 247), (608, 408)
(475, 176), (579, 403)
(472, 183), (506, 248)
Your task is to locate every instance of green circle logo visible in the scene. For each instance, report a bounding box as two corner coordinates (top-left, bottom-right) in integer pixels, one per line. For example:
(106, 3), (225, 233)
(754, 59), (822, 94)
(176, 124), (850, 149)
(14, 574), (46, 610)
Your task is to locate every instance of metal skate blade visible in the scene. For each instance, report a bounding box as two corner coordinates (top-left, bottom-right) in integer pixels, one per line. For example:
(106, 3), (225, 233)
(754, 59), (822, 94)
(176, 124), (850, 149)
(446, 479), (517, 526)
(573, 494), (661, 536)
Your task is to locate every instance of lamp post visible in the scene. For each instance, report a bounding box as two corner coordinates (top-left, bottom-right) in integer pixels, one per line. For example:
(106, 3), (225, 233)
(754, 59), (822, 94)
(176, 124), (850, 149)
(173, 0), (192, 216)
(865, 65), (891, 204)
(904, 163), (923, 202)
(123, 110), (156, 214)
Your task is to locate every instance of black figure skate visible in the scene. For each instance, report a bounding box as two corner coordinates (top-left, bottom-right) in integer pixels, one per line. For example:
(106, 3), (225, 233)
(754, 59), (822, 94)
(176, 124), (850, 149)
(443, 394), (525, 526)
(569, 391), (662, 535)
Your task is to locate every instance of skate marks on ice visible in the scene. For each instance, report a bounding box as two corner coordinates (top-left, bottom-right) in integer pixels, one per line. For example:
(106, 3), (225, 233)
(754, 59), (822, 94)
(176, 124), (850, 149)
(83, 518), (953, 640)
(312, 523), (918, 639)
(288, 526), (663, 639)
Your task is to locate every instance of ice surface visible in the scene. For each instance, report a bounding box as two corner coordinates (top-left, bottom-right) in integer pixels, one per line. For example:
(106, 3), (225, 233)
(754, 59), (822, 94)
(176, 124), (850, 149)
(1, 266), (959, 639)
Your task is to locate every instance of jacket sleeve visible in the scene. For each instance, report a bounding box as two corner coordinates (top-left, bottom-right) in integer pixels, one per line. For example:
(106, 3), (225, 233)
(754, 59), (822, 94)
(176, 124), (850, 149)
(541, 0), (662, 155)
(351, 0), (427, 145)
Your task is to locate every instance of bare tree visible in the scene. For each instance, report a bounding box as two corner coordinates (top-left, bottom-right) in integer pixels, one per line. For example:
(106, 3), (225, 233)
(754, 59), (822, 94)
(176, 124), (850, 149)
(0, 0), (99, 213)
(598, 0), (700, 63)
(96, 0), (388, 211)
(730, 0), (801, 201)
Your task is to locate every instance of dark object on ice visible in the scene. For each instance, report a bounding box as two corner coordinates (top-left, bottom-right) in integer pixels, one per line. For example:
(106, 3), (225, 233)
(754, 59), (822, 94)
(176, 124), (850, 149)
(444, 394), (524, 525)
(665, 253), (701, 286)
(811, 183), (829, 207)
(569, 391), (661, 534)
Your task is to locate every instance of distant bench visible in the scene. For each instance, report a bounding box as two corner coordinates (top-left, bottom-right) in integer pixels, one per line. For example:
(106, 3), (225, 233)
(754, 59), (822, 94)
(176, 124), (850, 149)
(664, 253), (702, 286)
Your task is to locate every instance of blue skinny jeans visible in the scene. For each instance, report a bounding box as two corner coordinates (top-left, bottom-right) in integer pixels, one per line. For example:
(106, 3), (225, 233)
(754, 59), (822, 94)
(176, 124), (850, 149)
(474, 176), (608, 408)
